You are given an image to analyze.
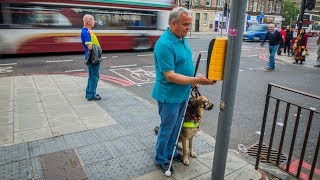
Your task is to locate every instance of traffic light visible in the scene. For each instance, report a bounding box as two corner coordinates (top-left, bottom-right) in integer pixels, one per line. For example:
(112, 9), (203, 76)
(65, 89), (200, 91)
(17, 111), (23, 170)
(223, 3), (228, 17)
(306, 0), (315, 10)
(185, 0), (190, 9)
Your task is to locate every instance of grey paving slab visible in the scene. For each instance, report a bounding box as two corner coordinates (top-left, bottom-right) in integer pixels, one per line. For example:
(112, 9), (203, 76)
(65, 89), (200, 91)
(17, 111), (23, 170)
(96, 100), (123, 114)
(82, 115), (117, 129)
(37, 87), (62, 98)
(0, 159), (32, 180)
(224, 164), (263, 180)
(40, 94), (68, 106)
(14, 94), (40, 106)
(191, 135), (215, 156)
(48, 115), (87, 136)
(0, 125), (13, 145)
(72, 104), (107, 119)
(14, 102), (44, 116)
(192, 172), (211, 180)
(0, 100), (13, 113)
(172, 158), (211, 180)
(105, 136), (145, 158)
(132, 170), (175, 180)
(85, 159), (129, 180)
(14, 113), (49, 132)
(121, 118), (159, 135)
(77, 143), (113, 165)
(29, 136), (67, 158)
(95, 124), (130, 141)
(31, 157), (44, 179)
(43, 103), (76, 119)
(117, 150), (157, 178)
(134, 130), (157, 150)
(14, 88), (37, 96)
(0, 111), (13, 126)
(0, 143), (29, 165)
(14, 127), (53, 144)
(64, 130), (100, 148)
(65, 94), (96, 106)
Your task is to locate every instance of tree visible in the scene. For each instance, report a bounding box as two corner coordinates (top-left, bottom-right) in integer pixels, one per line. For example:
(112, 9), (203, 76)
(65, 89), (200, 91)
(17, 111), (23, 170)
(283, 0), (300, 27)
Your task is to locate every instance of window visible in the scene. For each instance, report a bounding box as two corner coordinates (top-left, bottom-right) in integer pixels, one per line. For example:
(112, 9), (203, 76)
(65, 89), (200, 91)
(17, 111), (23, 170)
(276, 3), (281, 13)
(269, 2), (273, 13)
(203, 13), (208, 24)
(194, 0), (199, 5)
(253, 1), (258, 12)
(216, 0), (221, 6)
(261, 2), (265, 12)
(206, 0), (210, 6)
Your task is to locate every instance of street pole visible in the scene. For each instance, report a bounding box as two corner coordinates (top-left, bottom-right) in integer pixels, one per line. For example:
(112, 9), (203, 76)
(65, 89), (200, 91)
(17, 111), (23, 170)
(298, 0), (306, 33)
(211, 0), (247, 179)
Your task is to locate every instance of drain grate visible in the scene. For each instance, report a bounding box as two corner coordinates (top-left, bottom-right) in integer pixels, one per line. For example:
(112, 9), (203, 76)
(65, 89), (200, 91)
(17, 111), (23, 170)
(247, 142), (287, 165)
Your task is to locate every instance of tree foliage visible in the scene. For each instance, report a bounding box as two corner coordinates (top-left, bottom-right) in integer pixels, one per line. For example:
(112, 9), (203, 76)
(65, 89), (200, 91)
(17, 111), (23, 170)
(283, 0), (300, 27)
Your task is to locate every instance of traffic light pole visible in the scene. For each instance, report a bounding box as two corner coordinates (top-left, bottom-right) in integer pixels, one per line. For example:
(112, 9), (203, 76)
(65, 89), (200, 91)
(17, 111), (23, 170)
(211, 0), (247, 179)
(298, 0), (306, 33)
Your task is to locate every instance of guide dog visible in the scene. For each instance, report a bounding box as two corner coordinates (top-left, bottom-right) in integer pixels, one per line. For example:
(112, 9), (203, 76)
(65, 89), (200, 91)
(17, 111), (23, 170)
(155, 87), (213, 165)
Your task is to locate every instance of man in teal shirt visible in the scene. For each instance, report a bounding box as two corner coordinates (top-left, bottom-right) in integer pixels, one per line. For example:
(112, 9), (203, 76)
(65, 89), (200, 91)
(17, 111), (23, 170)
(152, 7), (215, 174)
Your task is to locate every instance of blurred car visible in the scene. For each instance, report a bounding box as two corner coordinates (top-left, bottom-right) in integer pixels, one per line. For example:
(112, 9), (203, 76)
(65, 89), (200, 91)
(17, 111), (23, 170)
(243, 24), (269, 41)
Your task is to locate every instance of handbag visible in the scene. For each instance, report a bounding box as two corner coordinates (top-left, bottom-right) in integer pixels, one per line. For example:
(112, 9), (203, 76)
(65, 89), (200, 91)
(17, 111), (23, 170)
(301, 50), (306, 56)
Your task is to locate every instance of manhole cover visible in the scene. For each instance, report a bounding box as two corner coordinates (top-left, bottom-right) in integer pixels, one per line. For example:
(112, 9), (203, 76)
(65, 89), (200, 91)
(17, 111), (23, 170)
(39, 149), (88, 180)
(247, 142), (287, 165)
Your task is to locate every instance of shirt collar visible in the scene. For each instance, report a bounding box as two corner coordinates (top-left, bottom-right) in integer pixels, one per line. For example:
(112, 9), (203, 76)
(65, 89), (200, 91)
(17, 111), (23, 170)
(166, 27), (184, 44)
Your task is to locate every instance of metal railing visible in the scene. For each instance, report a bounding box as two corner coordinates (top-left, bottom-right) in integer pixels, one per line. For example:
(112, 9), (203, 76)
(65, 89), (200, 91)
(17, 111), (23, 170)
(255, 83), (320, 179)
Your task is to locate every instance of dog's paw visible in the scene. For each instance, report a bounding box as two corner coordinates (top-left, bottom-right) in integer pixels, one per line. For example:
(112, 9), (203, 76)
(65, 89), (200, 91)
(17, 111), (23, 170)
(178, 144), (183, 150)
(183, 158), (190, 166)
(189, 151), (197, 158)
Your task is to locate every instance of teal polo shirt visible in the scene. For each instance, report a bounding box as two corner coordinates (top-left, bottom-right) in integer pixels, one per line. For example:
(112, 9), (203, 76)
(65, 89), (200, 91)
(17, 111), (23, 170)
(152, 28), (194, 103)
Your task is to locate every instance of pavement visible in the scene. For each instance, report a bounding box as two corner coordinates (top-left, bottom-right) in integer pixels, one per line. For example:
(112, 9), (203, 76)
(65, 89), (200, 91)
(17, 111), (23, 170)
(0, 74), (268, 179)
(275, 48), (319, 69)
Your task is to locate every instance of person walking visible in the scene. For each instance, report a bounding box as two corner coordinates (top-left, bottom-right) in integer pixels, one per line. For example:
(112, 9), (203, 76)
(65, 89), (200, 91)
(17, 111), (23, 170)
(277, 26), (286, 55)
(152, 7), (215, 174)
(261, 24), (283, 71)
(314, 35), (320, 67)
(293, 28), (308, 64)
(284, 25), (293, 56)
(81, 14), (102, 101)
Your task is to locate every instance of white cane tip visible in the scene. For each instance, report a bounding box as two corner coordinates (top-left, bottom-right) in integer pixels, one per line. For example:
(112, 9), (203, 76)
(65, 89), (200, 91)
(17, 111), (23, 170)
(165, 170), (171, 176)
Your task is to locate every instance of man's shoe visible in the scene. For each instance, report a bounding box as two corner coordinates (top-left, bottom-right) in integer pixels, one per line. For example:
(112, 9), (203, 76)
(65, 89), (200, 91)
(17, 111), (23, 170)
(96, 94), (100, 97)
(168, 153), (183, 162)
(154, 161), (174, 174)
(314, 64), (320, 67)
(264, 67), (274, 72)
(87, 96), (102, 101)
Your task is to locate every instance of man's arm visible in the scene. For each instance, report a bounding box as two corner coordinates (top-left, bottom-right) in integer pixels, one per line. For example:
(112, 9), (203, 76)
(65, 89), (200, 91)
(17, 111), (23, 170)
(163, 71), (215, 85)
(261, 32), (268, 46)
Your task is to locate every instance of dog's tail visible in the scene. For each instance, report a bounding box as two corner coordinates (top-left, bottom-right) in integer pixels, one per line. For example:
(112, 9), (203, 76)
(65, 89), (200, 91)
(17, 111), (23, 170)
(154, 126), (159, 135)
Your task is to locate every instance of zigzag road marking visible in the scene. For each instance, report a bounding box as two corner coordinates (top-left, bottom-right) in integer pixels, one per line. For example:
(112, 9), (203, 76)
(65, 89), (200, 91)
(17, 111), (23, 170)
(73, 73), (135, 87)
(259, 54), (284, 65)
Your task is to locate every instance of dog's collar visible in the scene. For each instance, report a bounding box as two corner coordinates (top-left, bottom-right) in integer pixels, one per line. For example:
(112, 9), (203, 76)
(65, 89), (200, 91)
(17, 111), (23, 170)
(183, 121), (200, 128)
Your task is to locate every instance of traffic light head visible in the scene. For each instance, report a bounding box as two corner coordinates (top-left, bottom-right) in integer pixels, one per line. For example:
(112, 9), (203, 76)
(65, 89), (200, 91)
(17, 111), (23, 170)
(223, 3), (228, 17)
(185, 0), (190, 9)
(306, 0), (316, 10)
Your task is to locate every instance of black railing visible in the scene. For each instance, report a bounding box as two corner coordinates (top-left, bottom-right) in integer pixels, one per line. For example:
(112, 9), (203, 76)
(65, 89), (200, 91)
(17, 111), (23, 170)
(255, 83), (320, 179)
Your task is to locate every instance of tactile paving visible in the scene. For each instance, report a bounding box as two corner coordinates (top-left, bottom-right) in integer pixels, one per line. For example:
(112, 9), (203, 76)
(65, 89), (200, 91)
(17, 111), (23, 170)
(121, 118), (159, 135)
(77, 143), (113, 165)
(0, 159), (32, 179)
(0, 143), (29, 165)
(117, 150), (157, 177)
(95, 124), (129, 141)
(134, 130), (157, 150)
(64, 130), (100, 148)
(31, 157), (44, 179)
(39, 149), (88, 179)
(105, 136), (145, 158)
(29, 136), (67, 158)
(85, 159), (129, 180)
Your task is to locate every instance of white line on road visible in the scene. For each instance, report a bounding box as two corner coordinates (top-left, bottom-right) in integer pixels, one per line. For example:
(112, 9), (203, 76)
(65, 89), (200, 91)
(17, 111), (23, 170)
(110, 64), (137, 69)
(64, 69), (84, 72)
(0, 63), (17, 66)
(46, 60), (74, 63)
(255, 131), (265, 135)
(310, 107), (316, 111)
(137, 54), (153, 57)
(239, 70), (243, 72)
(247, 55), (259, 57)
(199, 50), (208, 53)
(277, 122), (284, 127)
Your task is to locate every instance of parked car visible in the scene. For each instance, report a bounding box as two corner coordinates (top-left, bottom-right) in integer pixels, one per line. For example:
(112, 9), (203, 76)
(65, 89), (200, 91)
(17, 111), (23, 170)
(243, 24), (269, 41)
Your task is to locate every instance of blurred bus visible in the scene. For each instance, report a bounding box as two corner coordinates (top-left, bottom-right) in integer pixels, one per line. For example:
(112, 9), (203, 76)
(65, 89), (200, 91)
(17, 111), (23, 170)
(0, 0), (175, 55)
(296, 13), (320, 37)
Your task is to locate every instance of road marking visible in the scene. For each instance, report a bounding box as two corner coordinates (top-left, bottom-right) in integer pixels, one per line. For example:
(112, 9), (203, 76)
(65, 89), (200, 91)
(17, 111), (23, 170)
(247, 55), (259, 57)
(110, 64), (137, 69)
(284, 159), (320, 179)
(109, 69), (136, 84)
(310, 107), (316, 111)
(64, 69), (84, 72)
(111, 56), (119, 58)
(277, 122), (284, 127)
(199, 50), (208, 53)
(239, 70), (243, 72)
(255, 131), (265, 135)
(0, 63), (17, 66)
(249, 68), (253, 70)
(46, 60), (73, 63)
(137, 54), (153, 57)
(0, 66), (13, 73)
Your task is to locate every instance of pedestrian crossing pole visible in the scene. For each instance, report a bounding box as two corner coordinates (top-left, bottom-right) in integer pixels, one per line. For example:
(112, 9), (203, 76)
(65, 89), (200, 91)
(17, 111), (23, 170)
(211, 0), (247, 179)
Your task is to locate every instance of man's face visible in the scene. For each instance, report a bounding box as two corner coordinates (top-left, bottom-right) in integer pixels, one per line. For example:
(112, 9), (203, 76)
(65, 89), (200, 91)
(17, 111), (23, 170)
(88, 17), (95, 28)
(286, 25), (290, 30)
(171, 13), (192, 38)
(268, 26), (275, 32)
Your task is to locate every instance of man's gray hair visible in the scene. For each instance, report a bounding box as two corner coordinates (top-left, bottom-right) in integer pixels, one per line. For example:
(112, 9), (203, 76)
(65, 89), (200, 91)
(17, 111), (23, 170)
(168, 7), (191, 24)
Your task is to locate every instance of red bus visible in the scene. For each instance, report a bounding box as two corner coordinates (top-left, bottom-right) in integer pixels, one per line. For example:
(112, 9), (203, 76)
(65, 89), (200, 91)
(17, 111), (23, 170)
(0, 0), (175, 55)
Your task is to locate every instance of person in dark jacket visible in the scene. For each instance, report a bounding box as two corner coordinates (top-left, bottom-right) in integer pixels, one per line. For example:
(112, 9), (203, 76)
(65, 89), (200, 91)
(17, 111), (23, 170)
(261, 24), (283, 71)
(293, 28), (308, 64)
(284, 25), (293, 56)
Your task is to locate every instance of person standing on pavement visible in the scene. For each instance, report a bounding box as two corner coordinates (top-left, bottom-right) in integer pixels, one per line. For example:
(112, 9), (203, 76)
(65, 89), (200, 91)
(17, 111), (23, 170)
(81, 14), (101, 101)
(284, 25), (293, 56)
(261, 24), (283, 71)
(152, 7), (215, 174)
(315, 35), (320, 67)
(293, 28), (308, 64)
(277, 26), (286, 55)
